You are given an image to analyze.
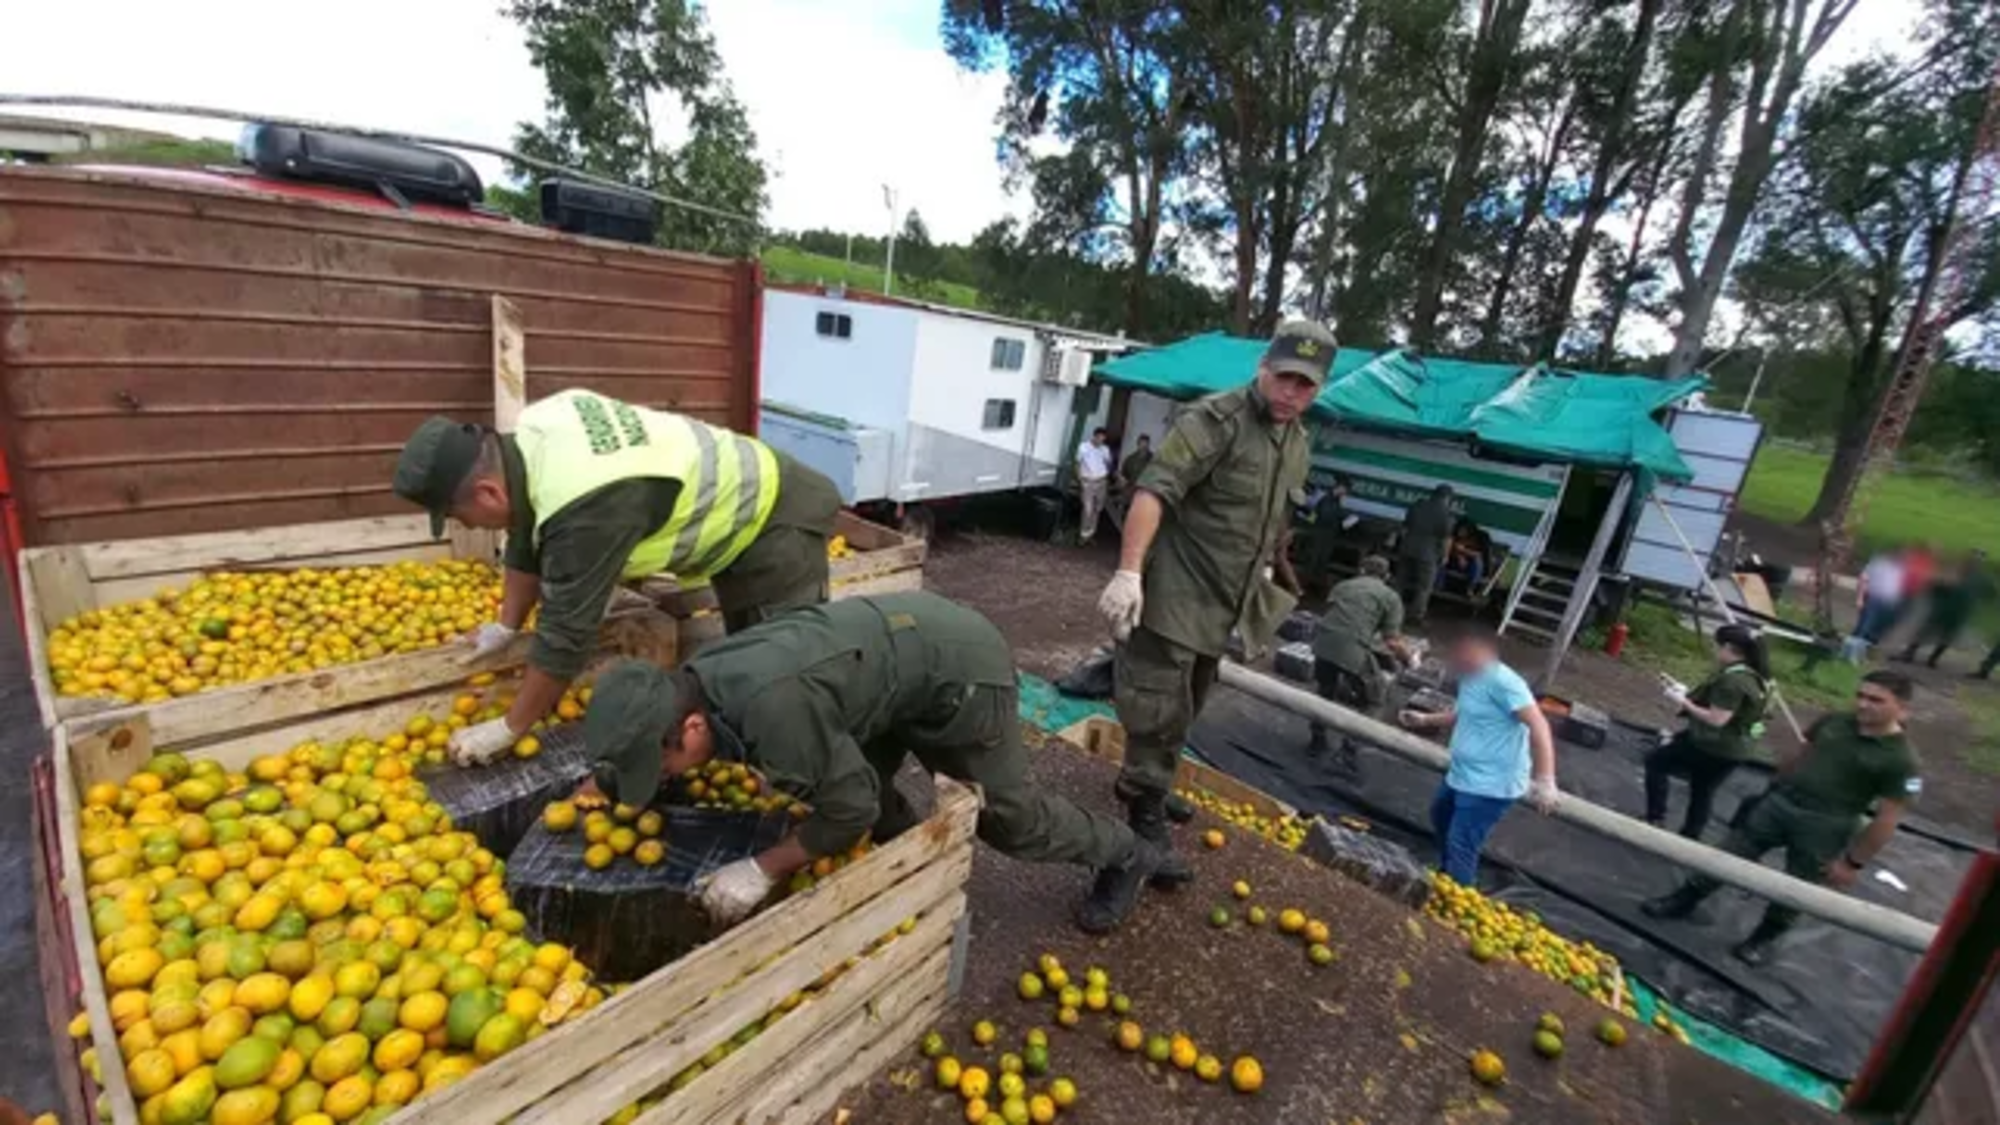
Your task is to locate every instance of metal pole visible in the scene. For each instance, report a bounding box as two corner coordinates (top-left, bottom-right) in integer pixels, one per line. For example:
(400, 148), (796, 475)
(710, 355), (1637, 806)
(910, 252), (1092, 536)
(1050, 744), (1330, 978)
(1743, 353), (1770, 412)
(1647, 494), (1808, 742)
(881, 184), (898, 297)
(1215, 662), (1938, 952)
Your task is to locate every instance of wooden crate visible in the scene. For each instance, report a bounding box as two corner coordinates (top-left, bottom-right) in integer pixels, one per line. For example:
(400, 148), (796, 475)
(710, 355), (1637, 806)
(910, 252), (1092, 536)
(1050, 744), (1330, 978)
(48, 640), (977, 1125)
(16, 512), (513, 739)
(19, 507), (922, 751)
(1054, 714), (1301, 820)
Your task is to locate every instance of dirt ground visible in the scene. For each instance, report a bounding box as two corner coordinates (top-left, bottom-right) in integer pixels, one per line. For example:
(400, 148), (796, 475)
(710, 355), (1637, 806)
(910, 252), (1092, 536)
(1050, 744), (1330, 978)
(925, 516), (1997, 841)
(837, 745), (1833, 1125)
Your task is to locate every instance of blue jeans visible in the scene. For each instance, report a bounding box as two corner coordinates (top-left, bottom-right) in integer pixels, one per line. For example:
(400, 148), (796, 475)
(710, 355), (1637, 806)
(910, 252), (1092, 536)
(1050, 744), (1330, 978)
(1429, 783), (1515, 885)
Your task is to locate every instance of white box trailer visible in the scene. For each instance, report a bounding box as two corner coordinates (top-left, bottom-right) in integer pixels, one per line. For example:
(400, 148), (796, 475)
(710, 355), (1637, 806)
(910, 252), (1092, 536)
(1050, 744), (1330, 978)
(758, 287), (1132, 525)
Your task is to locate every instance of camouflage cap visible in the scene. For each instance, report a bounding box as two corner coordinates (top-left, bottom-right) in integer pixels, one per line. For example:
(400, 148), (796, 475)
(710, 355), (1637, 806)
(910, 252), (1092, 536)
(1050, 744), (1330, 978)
(1263, 320), (1339, 384)
(392, 416), (485, 538)
(583, 660), (681, 809)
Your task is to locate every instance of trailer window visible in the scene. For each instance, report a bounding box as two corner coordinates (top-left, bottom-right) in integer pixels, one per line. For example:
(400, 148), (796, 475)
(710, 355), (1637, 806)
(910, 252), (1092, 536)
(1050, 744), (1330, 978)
(982, 399), (1017, 430)
(816, 311), (853, 340)
(989, 337), (1026, 370)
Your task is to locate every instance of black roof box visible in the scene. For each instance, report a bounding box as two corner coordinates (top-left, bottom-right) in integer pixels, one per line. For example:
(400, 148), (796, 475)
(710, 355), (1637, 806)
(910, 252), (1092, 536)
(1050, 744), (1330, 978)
(540, 179), (660, 245)
(240, 124), (484, 207)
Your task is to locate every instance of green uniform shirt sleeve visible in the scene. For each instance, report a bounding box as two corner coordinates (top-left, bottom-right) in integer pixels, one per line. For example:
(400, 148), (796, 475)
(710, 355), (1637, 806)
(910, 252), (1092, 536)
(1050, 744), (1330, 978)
(1135, 407), (1230, 508)
(738, 683), (878, 857)
(1875, 742), (1923, 805)
(1378, 586), (1405, 637)
(527, 477), (682, 679)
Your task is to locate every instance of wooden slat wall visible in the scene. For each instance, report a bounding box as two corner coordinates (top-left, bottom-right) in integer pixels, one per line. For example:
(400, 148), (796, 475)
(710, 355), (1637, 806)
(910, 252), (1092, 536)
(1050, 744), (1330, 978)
(0, 167), (759, 545)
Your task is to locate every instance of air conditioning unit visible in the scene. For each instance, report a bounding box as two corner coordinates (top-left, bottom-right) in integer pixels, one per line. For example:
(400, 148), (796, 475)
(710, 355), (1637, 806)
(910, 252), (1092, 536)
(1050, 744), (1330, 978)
(1043, 347), (1093, 387)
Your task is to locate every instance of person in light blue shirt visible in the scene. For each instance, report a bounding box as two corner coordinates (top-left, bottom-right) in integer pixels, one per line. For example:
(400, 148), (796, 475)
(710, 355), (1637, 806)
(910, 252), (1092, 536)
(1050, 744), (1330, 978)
(1399, 624), (1560, 884)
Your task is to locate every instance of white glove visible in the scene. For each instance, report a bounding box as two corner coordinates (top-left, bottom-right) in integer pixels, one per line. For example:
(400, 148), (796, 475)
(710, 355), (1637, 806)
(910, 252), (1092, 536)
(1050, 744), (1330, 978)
(464, 622), (518, 661)
(449, 717), (520, 766)
(1098, 570), (1145, 641)
(1660, 677), (1689, 706)
(1396, 709), (1426, 730)
(697, 858), (776, 926)
(1526, 776), (1561, 814)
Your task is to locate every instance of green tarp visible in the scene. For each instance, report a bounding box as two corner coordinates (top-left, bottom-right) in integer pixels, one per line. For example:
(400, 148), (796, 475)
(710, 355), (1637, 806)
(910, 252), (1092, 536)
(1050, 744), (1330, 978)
(1094, 335), (1706, 483)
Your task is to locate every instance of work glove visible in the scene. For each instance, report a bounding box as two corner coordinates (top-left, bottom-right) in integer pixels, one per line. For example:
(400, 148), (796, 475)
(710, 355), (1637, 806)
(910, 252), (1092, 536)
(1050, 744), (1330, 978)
(1658, 674), (1689, 706)
(463, 622), (519, 661)
(1396, 708), (1426, 730)
(1526, 776), (1561, 815)
(696, 857), (776, 926)
(1098, 570), (1145, 641)
(449, 717), (520, 767)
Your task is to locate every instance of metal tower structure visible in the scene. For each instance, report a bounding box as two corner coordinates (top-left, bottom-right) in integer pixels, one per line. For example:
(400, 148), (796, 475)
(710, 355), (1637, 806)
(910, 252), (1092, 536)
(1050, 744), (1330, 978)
(1814, 56), (2000, 631)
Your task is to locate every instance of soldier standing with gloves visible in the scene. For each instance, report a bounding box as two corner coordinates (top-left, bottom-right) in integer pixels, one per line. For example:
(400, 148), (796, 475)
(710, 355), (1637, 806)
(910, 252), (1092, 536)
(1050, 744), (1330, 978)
(1094, 320), (1331, 919)
(391, 388), (842, 767)
(1644, 624), (1771, 840)
(1643, 670), (1924, 966)
(1397, 484), (1455, 625)
(578, 592), (1165, 928)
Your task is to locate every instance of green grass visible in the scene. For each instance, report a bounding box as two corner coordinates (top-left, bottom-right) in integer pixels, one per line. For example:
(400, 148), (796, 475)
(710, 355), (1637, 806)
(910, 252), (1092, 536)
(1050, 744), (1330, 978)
(1624, 602), (1861, 714)
(1959, 689), (2000, 776)
(761, 245), (984, 311)
(1738, 443), (2000, 559)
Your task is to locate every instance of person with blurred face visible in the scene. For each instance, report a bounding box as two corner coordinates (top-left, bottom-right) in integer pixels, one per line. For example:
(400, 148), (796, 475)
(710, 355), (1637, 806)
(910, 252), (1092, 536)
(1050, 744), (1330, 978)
(1644, 670), (1923, 966)
(1397, 484), (1457, 625)
(1398, 625), (1560, 885)
(1093, 320), (1334, 910)
(1076, 427), (1115, 545)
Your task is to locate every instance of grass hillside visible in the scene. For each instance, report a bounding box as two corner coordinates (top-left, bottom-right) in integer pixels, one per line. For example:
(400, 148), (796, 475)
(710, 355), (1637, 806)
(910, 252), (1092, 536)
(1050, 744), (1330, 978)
(761, 245), (984, 312)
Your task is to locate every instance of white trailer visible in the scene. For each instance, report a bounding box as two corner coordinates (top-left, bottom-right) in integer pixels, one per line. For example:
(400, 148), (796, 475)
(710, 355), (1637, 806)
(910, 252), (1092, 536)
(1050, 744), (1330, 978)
(758, 287), (1133, 529)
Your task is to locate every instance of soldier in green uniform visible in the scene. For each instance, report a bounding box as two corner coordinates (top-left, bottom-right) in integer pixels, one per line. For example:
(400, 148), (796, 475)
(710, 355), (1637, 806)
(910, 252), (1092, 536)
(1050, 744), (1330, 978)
(579, 592), (1162, 927)
(1095, 320), (1331, 913)
(1643, 624), (1771, 840)
(1643, 670), (1923, 965)
(391, 389), (842, 767)
(1307, 556), (1415, 776)
(1894, 551), (1993, 668)
(1396, 484), (1455, 625)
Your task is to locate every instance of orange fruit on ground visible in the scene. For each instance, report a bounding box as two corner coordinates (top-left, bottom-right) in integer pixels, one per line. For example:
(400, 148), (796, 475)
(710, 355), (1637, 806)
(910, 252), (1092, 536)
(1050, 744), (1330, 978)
(1277, 909), (1306, 935)
(1303, 920), (1331, 945)
(1470, 1049), (1506, 1086)
(1202, 829), (1225, 849)
(1230, 1056), (1264, 1093)
(1168, 1035), (1197, 1071)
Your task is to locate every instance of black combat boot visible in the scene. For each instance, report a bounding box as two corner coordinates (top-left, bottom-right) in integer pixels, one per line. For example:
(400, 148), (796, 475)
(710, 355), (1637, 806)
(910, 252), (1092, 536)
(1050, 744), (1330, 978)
(1164, 793), (1196, 823)
(1075, 837), (1167, 934)
(1129, 795), (1194, 890)
(1640, 884), (1709, 921)
(1732, 914), (1791, 966)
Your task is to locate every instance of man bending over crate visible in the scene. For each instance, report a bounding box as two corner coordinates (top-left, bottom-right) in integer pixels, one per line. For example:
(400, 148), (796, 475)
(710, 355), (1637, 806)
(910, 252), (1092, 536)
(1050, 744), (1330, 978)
(578, 591), (1168, 929)
(392, 389), (843, 767)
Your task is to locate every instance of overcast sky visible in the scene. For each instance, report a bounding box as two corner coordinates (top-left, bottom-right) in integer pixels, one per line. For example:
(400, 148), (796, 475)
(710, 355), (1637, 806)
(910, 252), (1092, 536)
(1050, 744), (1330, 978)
(5, 0), (1923, 262)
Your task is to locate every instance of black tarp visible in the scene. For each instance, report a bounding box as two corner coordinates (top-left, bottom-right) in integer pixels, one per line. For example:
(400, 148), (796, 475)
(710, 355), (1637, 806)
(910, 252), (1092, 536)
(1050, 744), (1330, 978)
(1171, 682), (1975, 1082)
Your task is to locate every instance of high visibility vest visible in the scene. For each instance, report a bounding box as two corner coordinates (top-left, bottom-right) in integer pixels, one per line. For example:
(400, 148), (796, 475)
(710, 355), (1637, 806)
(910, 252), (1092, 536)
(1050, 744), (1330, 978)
(514, 389), (779, 583)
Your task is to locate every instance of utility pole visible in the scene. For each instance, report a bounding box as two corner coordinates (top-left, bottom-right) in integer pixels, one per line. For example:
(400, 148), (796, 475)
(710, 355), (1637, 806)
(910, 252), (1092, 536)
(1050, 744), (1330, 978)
(1741, 353), (1769, 413)
(881, 183), (899, 297)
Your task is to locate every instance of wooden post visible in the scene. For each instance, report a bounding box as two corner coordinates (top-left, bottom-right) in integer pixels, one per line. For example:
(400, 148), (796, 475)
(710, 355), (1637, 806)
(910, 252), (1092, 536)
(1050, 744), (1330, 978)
(492, 295), (526, 434)
(1541, 471), (1633, 688)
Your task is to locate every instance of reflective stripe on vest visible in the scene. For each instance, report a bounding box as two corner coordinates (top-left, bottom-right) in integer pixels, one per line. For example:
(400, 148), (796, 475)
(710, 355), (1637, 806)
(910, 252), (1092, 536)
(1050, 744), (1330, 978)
(514, 389), (779, 582)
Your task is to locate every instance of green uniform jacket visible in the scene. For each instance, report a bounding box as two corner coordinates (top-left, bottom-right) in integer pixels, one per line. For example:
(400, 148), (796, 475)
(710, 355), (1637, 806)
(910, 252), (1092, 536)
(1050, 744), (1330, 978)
(501, 440), (830, 679)
(686, 592), (1016, 857)
(1924, 568), (1995, 630)
(1399, 495), (1453, 563)
(1682, 665), (1768, 761)
(1134, 385), (1310, 656)
(1312, 575), (1403, 673)
(1120, 447), (1153, 487)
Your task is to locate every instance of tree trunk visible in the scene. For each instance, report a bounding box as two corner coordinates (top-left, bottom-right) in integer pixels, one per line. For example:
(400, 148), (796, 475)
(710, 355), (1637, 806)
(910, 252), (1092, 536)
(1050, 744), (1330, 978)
(1479, 98), (1576, 353)
(1305, 8), (1366, 320)
(1803, 317), (1895, 525)
(1538, 0), (1661, 357)
(1409, 0), (1532, 350)
(1593, 166), (1662, 368)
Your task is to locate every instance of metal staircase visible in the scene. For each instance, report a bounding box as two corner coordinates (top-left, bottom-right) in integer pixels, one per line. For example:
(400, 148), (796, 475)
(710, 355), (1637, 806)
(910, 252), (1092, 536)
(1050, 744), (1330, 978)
(1499, 555), (1583, 643)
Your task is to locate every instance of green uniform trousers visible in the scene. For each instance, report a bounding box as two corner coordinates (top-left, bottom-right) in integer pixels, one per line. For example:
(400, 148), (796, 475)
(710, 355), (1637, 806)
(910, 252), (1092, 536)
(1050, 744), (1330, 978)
(1681, 791), (1855, 934)
(862, 682), (1134, 868)
(710, 454), (842, 633)
(1397, 555), (1440, 624)
(1113, 625), (1220, 802)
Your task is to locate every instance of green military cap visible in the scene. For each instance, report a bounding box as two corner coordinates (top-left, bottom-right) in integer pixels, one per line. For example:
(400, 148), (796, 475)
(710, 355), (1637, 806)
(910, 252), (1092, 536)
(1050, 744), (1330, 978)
(392, 416), (486, 538)
(583, 660), (680, 808)
(1264, 320), (1338, 384)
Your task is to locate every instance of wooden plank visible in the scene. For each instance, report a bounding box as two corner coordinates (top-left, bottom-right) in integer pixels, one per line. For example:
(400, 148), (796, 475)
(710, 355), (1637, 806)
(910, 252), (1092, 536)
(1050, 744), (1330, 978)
(66, 715), (155, 797)
(52, 728), (139, 1125)
(730, 967), (951, 1125)
(829, 568), (925, 599)
(22, 546), (96, 629)
(492, 295), (527, 434)
(652, 941), (955, 1125)
(17, 549), (69, 731)
(32, 760), (92, 1125)
(829, 539), (927, 584)
(831, 510), (913, 554)
(391, 778), (981, 1125)
(74, 514), (435, 581)
(528, 876), (968, 1125)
